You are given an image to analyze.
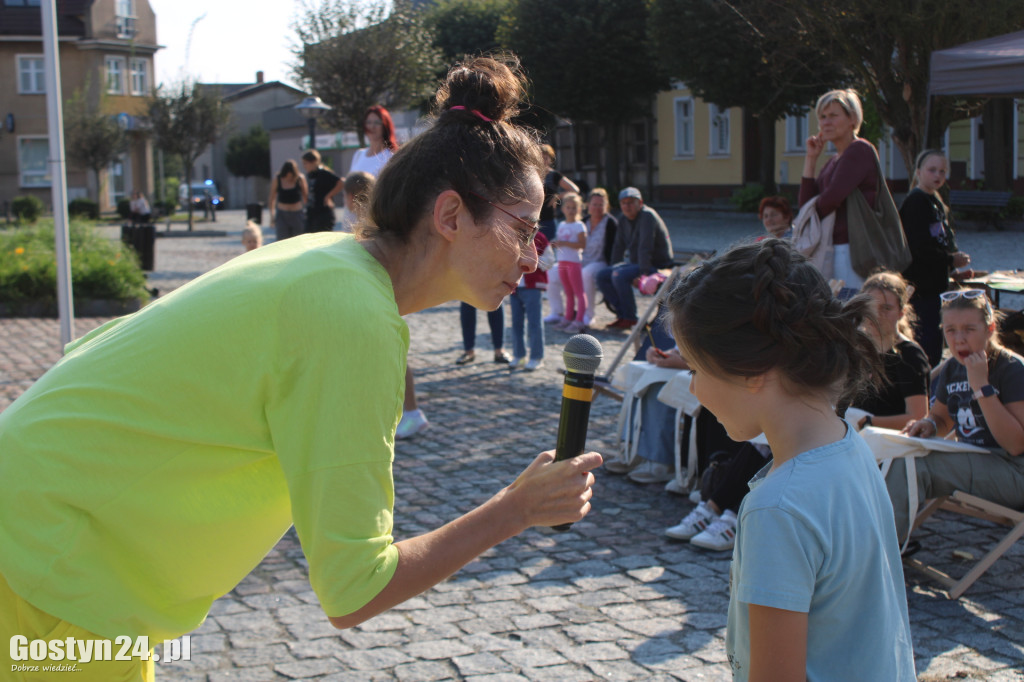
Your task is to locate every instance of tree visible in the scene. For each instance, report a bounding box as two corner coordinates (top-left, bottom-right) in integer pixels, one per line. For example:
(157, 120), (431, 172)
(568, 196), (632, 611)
(499, 0), (669, 192)
(147, 80), (232, 230)
(64, 89), (128, 203)
(292, 0), (445, 144)
(750, 0), (1024, 178)
(425, 0), (509, 65)
(650, 0), (848, 194)
(225, 125), (271, 203)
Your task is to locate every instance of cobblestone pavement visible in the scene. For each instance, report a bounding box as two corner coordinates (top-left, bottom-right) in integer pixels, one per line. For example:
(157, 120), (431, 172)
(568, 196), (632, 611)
(1, 210), (1023, 681)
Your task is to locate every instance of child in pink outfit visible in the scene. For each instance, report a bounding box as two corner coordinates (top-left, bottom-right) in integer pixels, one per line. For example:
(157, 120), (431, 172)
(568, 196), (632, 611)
(553, 193), (587, 333)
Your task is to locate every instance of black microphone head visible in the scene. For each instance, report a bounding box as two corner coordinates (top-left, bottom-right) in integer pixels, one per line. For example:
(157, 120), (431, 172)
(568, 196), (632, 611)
(563, 334), (603, 375)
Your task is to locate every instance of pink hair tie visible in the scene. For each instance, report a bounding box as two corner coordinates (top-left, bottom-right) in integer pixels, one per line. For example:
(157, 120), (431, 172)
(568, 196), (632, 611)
(449, 105), (493, 123)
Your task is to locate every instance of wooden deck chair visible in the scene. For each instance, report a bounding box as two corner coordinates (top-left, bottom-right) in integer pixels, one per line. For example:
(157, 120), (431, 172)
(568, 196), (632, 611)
(595, 252), (711, 402)
(904, 492), (1024, 599)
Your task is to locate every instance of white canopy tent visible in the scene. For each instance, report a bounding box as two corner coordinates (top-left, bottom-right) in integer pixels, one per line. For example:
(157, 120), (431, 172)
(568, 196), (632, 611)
(930, 30), (1024, 97)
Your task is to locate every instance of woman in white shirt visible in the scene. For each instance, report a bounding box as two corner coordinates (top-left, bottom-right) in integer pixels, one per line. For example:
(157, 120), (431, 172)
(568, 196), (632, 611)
(349, 105), (397, 178)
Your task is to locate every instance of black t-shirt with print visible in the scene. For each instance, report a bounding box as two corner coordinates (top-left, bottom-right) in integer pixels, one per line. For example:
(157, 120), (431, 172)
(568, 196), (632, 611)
(934, 348), (1024, 448)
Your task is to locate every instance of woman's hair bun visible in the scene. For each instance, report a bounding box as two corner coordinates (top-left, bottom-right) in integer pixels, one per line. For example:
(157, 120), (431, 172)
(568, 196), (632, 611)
(434, 53), (527, 124)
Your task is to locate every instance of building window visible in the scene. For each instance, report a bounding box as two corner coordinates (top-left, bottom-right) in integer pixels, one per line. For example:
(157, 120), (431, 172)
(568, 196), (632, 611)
(130, 59), (148, 95)
(106, 56), (126, 94)
(18, 137), (50, 187)
(116, 0), (136, 38)
(709, 104), (730, 156)
(630, 121), (648, 165)
(17, 55), (45, 94)
(673, 97), (694, 157)
(108, 157), (126, 206)
(785, 111), (809, 152)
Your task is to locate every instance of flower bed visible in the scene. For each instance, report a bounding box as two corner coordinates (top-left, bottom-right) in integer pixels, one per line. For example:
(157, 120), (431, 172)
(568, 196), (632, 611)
(0, 220), (150, 317)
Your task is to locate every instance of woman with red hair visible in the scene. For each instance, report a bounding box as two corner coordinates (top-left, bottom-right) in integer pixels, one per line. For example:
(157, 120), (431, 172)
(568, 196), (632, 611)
(349, 105), (398, 178)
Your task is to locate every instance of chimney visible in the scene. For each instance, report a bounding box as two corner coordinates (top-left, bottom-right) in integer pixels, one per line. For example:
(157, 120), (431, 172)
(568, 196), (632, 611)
(256, 71), (264, 84)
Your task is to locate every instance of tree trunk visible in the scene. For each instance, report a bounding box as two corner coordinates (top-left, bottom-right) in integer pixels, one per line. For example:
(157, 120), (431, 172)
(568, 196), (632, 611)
(982, 99), (1013, 191)
(604, 122), (622, 196)
(757, 115), (778, 195)
(185, 164), (194, 232)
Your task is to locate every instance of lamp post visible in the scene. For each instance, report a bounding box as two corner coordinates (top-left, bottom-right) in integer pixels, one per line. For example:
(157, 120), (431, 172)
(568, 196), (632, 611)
(294, 96), (332, 151)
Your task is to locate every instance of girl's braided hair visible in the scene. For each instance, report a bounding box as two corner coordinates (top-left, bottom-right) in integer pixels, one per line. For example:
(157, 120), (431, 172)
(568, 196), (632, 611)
(668, 238), (881, 408)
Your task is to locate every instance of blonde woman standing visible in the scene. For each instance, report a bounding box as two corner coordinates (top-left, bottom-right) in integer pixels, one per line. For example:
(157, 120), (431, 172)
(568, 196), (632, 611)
(799, 89), (879, 292)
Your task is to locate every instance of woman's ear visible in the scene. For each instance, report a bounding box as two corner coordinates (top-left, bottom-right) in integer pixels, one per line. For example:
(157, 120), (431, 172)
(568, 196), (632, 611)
(433, 190), (464, 244)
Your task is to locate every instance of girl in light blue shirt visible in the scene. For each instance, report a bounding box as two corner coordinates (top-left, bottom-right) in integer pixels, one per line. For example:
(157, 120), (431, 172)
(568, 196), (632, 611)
(666, 239), (915, 681)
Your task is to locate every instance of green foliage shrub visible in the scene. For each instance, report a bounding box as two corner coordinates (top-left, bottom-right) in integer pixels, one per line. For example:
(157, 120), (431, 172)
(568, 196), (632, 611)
(731, 183), (766, 213)
(69, 197), (100, 220)
(12, 195), (45, 224)
(0, 220), (150, 304)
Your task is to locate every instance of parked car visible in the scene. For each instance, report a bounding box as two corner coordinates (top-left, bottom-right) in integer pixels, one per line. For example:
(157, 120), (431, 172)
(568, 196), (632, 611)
(178, 181), (224, 212)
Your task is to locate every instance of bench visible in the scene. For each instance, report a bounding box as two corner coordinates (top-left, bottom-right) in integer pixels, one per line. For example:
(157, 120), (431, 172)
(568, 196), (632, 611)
(949, 190), (1012, 229)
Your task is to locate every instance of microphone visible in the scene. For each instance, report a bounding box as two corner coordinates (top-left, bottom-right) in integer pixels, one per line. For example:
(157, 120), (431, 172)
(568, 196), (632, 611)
(552, 333), (603, 531)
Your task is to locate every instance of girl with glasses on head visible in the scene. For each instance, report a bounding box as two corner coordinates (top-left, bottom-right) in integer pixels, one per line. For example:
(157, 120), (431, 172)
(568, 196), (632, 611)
(899, 149), (972, 366)
(668, 238), (915, 682)
(0, 54), (602, 678)
(890, 289), (1024, 542)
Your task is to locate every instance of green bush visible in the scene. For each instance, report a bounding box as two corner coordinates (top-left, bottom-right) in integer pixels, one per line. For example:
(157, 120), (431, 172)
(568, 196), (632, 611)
(730, 183), (766, 213)
(12, 195), (45, 224)
(1002, 195), (1024, 220)
(0, 220), (150, 304)
(116, 198), (132, 219)
(69, 197), (100, 220)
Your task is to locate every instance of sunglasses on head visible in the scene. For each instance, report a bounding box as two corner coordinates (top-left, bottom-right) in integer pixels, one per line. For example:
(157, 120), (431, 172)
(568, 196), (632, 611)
(939, 289), (986, 302)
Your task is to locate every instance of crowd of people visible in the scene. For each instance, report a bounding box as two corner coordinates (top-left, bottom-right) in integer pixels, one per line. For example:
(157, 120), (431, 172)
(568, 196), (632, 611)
(8, 68), (1020, 680)
(227, 83), (1020, 682)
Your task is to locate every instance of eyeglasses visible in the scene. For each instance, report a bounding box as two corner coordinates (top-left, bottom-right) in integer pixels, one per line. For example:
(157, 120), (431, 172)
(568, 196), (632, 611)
(939, 289), (986, 302)
(468, 190), (540, 249)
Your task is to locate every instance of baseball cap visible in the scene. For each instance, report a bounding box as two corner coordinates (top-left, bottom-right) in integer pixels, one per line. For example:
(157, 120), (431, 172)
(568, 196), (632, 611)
(619, 187), (642, 201)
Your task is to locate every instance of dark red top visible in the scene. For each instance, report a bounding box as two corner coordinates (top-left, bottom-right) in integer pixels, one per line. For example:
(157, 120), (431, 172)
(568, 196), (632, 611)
(799, 138), (879, 245)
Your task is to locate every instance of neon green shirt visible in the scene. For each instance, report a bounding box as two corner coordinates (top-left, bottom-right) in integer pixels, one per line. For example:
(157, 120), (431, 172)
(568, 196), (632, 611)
(0, 233), (405, 641)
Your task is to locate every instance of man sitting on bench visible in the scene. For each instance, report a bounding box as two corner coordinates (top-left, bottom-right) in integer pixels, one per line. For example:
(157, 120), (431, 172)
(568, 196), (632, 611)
(597, 187), (675, 329)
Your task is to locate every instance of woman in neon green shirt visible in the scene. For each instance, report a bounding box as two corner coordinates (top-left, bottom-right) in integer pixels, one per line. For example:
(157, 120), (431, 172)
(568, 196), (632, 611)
(0, 54), (603, 681)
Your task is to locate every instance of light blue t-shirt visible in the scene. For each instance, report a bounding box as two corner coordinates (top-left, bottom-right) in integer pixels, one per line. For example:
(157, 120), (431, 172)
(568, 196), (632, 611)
(726, 424), (916, 681)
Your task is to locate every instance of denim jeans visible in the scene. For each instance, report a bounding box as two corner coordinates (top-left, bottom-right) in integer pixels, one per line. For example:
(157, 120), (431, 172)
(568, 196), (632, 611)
(509, 288), (544, 361)
(596, 263), (642, 320)
(460, 302), (504, 352)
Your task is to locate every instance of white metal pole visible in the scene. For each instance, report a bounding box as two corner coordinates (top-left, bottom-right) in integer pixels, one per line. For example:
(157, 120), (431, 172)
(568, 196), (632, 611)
(41, 0), (74, 347)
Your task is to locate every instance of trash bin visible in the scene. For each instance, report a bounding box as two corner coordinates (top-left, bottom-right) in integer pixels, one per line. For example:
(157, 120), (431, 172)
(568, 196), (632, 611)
(246, 203), (263, 225)
(121, 223), (156, 271)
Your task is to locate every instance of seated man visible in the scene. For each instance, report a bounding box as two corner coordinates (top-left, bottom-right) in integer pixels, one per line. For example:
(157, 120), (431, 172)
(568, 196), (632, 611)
(597, 187), (674, 329)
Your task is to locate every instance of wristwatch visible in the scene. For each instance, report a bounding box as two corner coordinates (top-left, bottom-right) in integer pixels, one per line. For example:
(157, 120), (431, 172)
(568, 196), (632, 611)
(973, 384), (999, 400)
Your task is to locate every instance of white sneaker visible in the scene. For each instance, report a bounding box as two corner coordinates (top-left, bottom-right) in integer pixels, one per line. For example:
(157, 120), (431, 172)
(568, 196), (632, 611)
(524, 358), (544, 371)
(395, 409), (429, 439)
(603, 457), (639, 475)
(543, 313), (562, 324)
(690, 509), (738, 551)
(664, 477), (688, 495)
(689, 488), (703, 504)
(510, 356), (527, 370)
(665, 501), (716, 540)
(627, 461), (674, 484)
(564, 320), (586, 334)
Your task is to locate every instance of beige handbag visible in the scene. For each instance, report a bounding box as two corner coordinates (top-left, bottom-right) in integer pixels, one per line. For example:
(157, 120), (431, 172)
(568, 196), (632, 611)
(847, 149), (912, 278)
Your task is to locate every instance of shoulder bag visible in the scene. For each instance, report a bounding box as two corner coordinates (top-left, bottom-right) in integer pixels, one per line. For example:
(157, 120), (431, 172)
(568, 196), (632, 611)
(847, 148), (912, 278)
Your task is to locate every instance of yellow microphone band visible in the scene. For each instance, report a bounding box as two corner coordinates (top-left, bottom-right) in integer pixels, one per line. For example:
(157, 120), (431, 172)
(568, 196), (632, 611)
(562, 385), (594, 402)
